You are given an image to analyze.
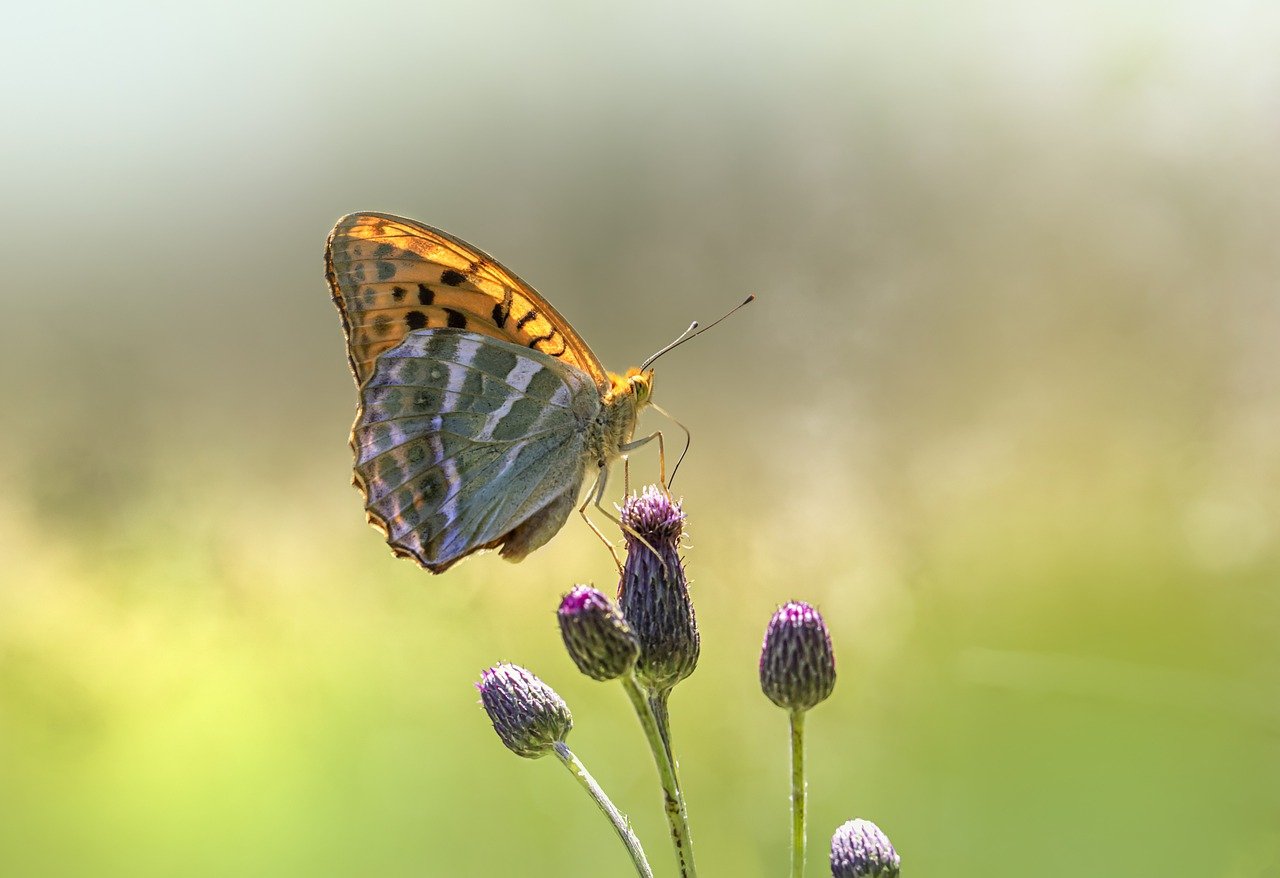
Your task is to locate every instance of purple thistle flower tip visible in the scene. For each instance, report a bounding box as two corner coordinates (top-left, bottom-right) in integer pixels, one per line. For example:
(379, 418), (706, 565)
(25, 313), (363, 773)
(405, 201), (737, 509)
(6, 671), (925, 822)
(618, 486), (699, 694)
(557, 585), (640, 681)
(759, 600), (836, 712)
(559, 584), (607, 615)
(620, 485), (685, 543)
(830, 819), (900, 878)
(476, 663), (572, 759)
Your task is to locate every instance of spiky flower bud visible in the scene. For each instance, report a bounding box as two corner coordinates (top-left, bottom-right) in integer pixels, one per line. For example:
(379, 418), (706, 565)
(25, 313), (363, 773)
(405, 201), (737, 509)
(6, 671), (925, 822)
(558, 585), (640, 681)
(830, 819), (900, 878)
(476, 663), (572, 759)
(759, 601), (836, 711)
(617, 486), (699, 694)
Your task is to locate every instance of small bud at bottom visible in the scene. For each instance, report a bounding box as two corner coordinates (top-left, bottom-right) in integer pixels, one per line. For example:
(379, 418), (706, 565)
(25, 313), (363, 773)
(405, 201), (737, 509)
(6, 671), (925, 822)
(830, 818), (900, 878)
(477, 663), (573, 758)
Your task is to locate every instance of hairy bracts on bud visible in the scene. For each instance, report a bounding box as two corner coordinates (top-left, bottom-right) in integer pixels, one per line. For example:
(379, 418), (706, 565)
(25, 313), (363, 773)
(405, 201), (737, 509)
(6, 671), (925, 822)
(830, 818), (900, 877)
(477, 663), (573, 758)
(558, 585), (641, 681)
(617, 487), (699, 694)
(760, 601), (836, 712)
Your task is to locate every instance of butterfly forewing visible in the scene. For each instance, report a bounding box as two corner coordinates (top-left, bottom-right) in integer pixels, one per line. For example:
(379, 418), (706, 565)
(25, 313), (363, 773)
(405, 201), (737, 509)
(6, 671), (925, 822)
(326, 212), (608, 388)
(353, 330), (601, 572)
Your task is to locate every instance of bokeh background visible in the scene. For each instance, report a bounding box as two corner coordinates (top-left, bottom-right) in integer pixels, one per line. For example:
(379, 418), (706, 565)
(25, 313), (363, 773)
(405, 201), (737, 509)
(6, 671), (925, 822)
(3, 3), (1278, 876)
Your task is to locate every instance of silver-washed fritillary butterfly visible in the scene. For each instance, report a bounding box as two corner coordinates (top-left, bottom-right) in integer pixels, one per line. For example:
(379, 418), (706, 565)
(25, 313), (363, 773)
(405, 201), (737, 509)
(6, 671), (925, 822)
(326, 212), (655, 573)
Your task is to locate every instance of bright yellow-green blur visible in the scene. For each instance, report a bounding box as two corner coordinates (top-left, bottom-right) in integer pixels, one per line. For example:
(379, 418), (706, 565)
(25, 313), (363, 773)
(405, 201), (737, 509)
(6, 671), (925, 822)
(2, 3), (1278, 877)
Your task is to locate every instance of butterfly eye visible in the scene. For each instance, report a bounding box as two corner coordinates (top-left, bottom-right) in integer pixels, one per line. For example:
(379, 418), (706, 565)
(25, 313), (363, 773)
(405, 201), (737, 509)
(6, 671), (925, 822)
(630, 373), (653, 405)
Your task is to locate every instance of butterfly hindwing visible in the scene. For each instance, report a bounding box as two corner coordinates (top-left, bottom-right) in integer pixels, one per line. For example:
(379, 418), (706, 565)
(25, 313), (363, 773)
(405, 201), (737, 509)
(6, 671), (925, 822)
(352, 330), (601, 572)
(326, 212), (609, 389)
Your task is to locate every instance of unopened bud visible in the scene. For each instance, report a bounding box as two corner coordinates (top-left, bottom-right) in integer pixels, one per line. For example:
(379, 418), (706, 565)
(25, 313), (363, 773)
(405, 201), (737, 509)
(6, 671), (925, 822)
(476, 663), (572, 758)
(558, 585), (640, 681)
(617, 487), (699, 694)
(759, 601), (836, 711)
(830, 818), (900, 878)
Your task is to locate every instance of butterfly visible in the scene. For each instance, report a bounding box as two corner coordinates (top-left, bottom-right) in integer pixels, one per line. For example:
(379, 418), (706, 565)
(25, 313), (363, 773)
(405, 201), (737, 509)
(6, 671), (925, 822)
(325, 212), (658, 573)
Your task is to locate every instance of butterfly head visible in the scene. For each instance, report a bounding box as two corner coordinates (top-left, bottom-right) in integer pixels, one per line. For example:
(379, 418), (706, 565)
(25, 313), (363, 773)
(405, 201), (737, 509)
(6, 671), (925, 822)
(608, 367), (655, 409)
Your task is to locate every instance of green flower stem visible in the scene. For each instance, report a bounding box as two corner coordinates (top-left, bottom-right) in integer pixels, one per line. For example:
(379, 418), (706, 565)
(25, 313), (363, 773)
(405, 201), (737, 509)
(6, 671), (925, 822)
(552, 740), (654, 878)
(647, 691), (674, 765)
(622, 676), (698, 878)
(790, 708), (807, 878)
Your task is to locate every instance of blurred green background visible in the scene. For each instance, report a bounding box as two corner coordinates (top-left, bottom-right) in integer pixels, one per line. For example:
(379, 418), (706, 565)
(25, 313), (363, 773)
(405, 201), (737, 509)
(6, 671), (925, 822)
(2, 2), (1278, 876)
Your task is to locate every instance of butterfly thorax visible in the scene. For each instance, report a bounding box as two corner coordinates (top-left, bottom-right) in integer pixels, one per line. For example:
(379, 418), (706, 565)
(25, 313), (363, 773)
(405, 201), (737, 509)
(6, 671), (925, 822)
(589, 368), (654, 466)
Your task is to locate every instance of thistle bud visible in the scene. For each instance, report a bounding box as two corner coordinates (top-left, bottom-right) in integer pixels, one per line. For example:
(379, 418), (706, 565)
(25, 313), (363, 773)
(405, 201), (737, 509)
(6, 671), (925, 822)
(759, 601), (836, 711)
(558, 585), (640, 681)
(830, 819), (900, 878)
(476, 663), (572, 758)
(617, 486), (699, 694)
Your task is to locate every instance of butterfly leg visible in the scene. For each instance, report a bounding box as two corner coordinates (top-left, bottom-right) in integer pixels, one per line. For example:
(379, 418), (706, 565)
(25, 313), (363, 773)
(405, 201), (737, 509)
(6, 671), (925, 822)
(615, 432), (674, 566)
(579, 463), (666, 574)
(643, 402), (692, 492)
(579, 466), (626, 573)
(619, 430), (668, 494)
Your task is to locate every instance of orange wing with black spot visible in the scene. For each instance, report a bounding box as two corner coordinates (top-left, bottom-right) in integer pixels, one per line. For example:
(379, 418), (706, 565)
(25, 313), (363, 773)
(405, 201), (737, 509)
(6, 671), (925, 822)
(325, 212), (609, 389)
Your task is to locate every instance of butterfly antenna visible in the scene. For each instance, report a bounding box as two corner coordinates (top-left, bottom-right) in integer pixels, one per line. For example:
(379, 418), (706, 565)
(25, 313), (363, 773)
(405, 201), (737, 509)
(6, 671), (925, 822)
(640, 294), (755, 370)
(641, 321), (699, 371)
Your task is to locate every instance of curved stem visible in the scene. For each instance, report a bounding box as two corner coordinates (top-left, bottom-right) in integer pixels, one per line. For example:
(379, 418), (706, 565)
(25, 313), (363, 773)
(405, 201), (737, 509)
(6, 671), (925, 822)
(790, 708), (807, 878)
(622, 677), (698, 878)
(553, 741), (654, 878)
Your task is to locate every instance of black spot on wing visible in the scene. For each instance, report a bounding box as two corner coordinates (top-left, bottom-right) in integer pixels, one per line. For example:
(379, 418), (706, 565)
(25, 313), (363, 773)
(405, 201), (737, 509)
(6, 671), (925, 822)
(527, 330), (559, 352)
(440, 269), (466, 286)
(516, 309), (539, 330)
(492, 287), (512, 329)
(392, 286), (406, 301)
(417, 283), (434, 306)
(406, 311), (428, 330)
(444, 308), (468, 329)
